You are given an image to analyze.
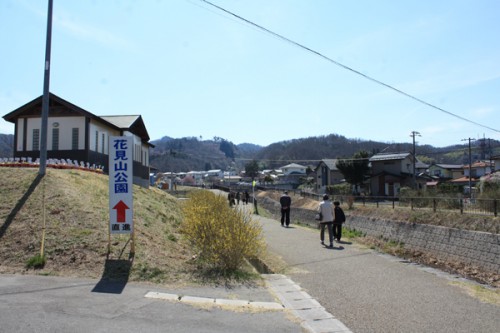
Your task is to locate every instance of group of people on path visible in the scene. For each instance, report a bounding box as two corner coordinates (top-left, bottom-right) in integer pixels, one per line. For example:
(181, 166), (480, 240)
(318, 194), (345, 248)
(228, 190), (250, 207)
(279, 191), (345, 248)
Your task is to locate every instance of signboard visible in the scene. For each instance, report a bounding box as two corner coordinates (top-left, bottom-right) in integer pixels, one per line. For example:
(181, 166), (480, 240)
(109, 136), (133, 234)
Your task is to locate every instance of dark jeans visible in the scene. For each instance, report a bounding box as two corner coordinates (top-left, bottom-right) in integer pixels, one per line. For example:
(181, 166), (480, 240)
(333, 223), (342, 241)
(320, 222), (333, 244)
(281, 208), (290, 226)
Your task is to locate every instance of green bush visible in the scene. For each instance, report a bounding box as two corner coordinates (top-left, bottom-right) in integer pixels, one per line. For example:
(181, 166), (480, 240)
(182, 191), (265, 273)
(26, 254), (46, 269)
(327, 183), (351, 196)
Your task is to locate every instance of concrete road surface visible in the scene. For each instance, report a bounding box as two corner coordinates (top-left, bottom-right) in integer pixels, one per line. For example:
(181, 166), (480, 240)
(0, 274), (306, 333)
(252, 210), (499, 333)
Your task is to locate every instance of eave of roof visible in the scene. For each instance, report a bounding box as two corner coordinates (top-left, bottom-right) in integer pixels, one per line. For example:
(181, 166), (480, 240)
(369, 153), (411, 162)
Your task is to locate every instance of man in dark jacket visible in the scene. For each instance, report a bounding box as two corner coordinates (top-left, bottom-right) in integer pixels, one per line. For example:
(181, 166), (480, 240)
(279, 191), (292, 227)
(333, 201), (346, 242)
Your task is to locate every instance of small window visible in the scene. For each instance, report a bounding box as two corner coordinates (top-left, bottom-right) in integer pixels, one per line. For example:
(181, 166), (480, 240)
(72, 128), (79, 150)
(101, 133), (105, 153)
(32, 129), (40, 151)
(52, 128), (59, 150)
(95, 131), (99, 151)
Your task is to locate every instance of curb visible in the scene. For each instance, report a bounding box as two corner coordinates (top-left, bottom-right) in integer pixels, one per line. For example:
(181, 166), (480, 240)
(144, 291), (284, 311)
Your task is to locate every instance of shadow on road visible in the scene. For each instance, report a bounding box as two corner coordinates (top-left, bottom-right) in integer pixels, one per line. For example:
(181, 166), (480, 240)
(92, 257), (133, 294)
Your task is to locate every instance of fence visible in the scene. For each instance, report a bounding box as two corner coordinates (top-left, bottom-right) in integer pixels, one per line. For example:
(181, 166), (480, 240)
(257, 192), (500, 277)
(297, 191), (499, 217)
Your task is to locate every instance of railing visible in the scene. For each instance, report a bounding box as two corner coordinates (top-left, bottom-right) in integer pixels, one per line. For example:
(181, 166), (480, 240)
(298, 190), (499, 217)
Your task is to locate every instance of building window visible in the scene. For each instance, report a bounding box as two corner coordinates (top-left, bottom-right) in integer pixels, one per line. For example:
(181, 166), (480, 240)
(72, 128), (79, 150)
(95, 131), (99, 151)
(32, 129), (40, 151)
(52, 128), (59, 150)
(101, 133), (105, 153)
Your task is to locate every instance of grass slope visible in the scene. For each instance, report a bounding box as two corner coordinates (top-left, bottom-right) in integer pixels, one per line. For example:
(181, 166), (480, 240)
(0, 167), (197, 285)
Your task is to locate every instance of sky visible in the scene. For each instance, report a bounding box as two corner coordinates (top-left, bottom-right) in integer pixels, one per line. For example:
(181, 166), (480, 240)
(1, 0), (499, 148)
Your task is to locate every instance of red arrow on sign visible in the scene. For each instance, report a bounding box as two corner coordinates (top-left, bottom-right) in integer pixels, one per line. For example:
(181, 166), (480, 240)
(113, 200), (129, 222)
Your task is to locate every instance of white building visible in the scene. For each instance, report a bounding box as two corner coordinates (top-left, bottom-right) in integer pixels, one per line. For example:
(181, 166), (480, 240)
(3, 93), (153, 187)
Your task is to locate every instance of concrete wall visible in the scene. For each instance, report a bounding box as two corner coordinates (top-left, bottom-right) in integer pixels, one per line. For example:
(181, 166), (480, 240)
(257, 196), (500, 275)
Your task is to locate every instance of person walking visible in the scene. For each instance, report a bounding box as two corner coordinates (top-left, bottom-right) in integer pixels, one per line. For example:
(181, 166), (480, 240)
(333, 201), (346, 242)
(244, 190), (250, 205)
(279, 190), (292, 227)
(318, 194), (335, 247)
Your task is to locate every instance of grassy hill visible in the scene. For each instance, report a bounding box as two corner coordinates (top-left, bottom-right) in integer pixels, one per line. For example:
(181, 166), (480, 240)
(0, 167), (200, 284)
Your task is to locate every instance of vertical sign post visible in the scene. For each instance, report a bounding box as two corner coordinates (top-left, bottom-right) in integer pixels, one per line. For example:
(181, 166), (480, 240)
(109, 136), (134, 254)
(252, 180), (256, 204)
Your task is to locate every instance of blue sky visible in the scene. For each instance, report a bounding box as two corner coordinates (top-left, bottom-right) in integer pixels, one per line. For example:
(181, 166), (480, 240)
(1, 0), (499, 148)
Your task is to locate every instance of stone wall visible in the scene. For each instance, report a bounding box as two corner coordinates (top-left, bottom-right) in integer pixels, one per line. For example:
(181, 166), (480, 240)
(257, 196), (500, 275)
(257, 196), (319, 228)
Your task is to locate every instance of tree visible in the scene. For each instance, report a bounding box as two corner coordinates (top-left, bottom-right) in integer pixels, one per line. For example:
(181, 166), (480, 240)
(219, 140), (235, 159)
(245, 160), (260, 180)
(263, 174), (274, 183)
(336, 151), (370, 192)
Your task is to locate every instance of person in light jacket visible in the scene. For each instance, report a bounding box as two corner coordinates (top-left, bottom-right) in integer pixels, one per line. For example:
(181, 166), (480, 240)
(318, 194), (335, 247)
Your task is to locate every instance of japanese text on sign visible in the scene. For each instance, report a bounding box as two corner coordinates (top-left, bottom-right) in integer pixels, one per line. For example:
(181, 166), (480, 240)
(109, 136), (133, 234)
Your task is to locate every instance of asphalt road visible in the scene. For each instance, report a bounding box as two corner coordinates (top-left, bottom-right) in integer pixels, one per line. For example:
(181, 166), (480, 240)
(253, 209), (500, 333)
(0, 274), (305, 333)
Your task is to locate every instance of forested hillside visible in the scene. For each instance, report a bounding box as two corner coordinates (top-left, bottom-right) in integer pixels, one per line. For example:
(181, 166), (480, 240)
(0, 134), (13, 158)
(149, 136), (262, 172)
(149, 133), (499, 172)
(254, 134), (499, 169)
(1, 132), (498, 173)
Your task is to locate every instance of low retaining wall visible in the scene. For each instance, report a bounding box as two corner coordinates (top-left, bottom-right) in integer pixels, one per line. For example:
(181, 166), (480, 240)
(257, 196), (500, 275)
(257, 197), (318, 228)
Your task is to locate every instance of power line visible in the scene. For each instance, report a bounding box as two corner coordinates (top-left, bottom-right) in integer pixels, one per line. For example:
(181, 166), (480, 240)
(197, 0), (500, 134)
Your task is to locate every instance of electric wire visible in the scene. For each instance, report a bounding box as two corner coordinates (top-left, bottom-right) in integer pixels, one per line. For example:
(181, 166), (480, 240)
(197, 0), (500, 134)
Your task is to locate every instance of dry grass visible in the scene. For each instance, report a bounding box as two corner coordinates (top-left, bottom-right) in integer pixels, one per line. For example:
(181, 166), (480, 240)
(0, 167), (200, 285)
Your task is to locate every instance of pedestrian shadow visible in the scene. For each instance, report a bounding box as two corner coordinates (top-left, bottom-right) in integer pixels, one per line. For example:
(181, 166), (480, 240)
(0, 173), (44, 239)
(324, 245), (344, 250)
(92, 255), (133, 294)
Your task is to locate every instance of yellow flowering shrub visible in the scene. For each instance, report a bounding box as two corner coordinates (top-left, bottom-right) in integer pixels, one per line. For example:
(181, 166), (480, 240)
(182, 191), (265, 272)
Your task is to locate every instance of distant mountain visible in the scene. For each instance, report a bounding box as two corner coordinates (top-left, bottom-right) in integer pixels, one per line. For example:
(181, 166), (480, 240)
(235, 143), (262, 156)
(149, 136), (261, 172)
(255, 135), (499, 169)
(2, 132), (497, 172)
(149, 133), (500, 172)
(0, 134), (13, 158)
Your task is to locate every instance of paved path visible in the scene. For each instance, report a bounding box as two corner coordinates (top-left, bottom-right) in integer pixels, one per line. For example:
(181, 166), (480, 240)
(0, 274), (305, 333)
(1, 198), (498, 333)
(252, 210), (500, 333)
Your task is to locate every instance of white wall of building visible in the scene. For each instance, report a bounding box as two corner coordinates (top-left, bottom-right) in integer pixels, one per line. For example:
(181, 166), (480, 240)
(90, 119), (120, 154)
(24, 116), (87, 151)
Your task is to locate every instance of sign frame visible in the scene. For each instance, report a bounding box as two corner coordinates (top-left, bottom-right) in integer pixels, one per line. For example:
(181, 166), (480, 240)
(109, 136), (134, 236)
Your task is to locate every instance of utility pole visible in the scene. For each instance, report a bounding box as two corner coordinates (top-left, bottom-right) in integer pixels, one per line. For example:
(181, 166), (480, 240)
(39, 0), (53, 176)
(410, 131), (421, 190)
(462, 138), (476, 197)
